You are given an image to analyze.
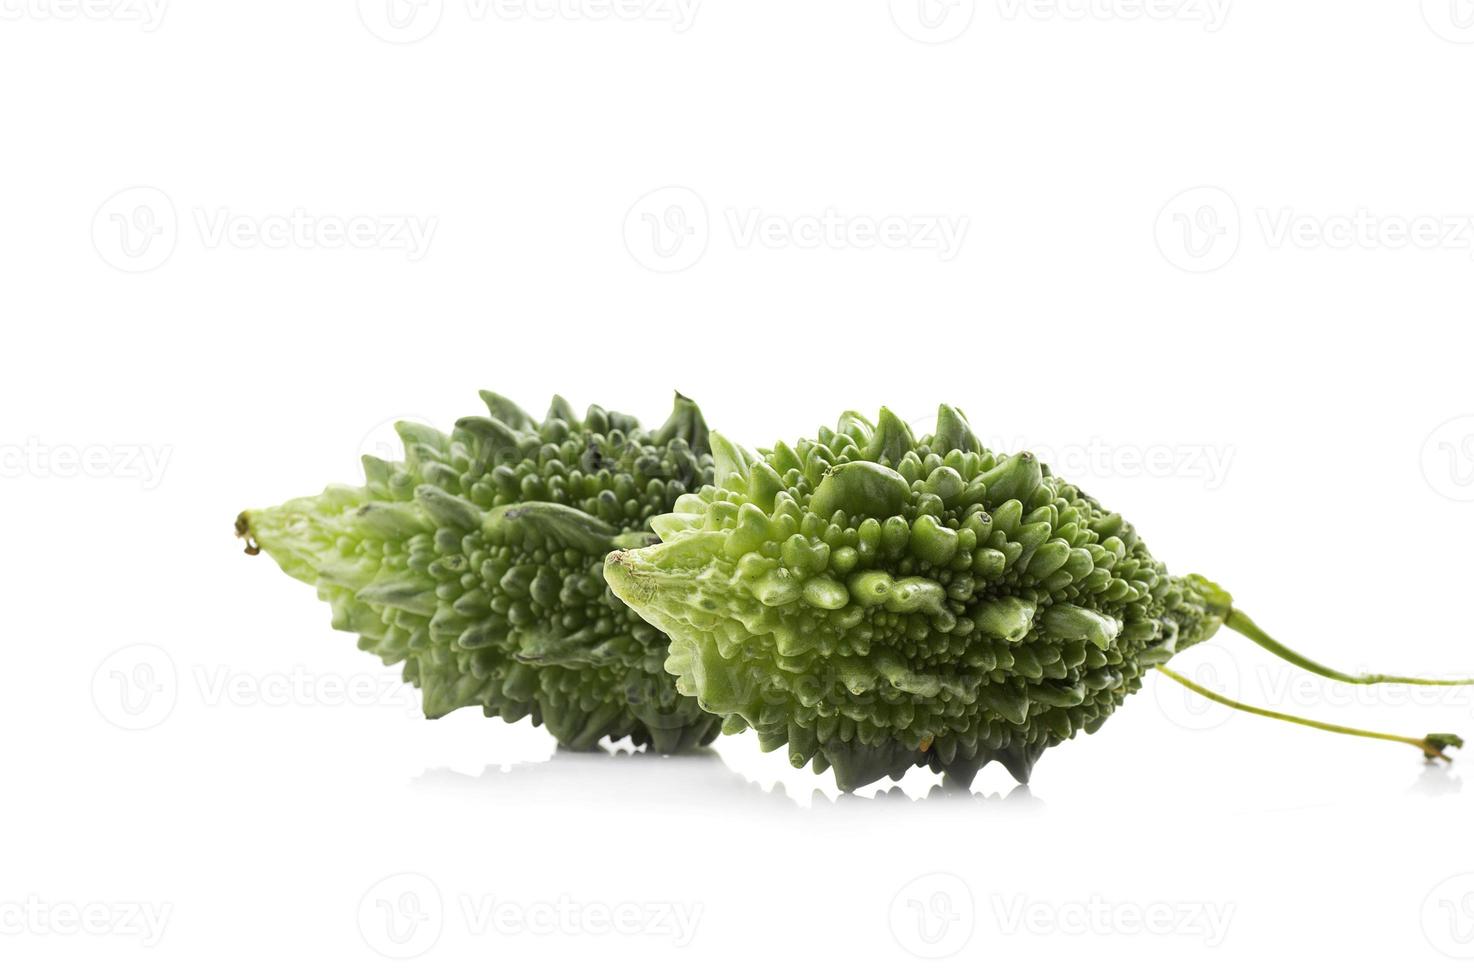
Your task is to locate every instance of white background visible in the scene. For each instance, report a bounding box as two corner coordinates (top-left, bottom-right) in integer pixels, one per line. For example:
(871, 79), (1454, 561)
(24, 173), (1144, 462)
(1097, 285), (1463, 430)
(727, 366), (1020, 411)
(5, 1), (1474, 975)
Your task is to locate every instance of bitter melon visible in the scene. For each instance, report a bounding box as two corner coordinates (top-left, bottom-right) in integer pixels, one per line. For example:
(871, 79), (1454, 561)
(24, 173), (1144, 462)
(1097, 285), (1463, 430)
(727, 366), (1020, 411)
(606, 406), (1466, 790)
(237, 392), (722, 752)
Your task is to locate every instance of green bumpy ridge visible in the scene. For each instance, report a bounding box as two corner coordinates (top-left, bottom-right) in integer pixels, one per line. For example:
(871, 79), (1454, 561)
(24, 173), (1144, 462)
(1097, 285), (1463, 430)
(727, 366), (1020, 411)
(605, 406), (1231, 789)
(239, 392), (722, 753)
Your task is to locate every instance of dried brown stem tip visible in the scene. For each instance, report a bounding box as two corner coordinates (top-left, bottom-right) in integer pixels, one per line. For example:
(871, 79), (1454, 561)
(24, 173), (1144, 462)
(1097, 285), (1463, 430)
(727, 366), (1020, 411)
(234, 512), (260, 556)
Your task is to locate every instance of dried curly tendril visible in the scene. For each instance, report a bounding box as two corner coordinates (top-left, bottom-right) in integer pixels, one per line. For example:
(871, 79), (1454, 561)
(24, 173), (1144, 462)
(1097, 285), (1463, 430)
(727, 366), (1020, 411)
(237, 392), (722, 753)
(606, 406), (1469, 790)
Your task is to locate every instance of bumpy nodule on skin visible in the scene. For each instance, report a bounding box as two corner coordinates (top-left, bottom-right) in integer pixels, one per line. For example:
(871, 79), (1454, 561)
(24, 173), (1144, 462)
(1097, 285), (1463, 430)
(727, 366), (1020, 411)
(605, 406), (1233, 790)
(238, 392), (722, 753)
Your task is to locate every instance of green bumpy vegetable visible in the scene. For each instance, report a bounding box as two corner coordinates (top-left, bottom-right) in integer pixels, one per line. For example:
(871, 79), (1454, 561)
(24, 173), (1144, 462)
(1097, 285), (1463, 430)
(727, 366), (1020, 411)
(604, 406), (1235, 790)
(237, 392), (723, 752)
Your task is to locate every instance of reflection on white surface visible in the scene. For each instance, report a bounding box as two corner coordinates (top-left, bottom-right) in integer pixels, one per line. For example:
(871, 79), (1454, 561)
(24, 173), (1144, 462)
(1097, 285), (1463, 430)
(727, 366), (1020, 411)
(1410, 762), (1463, 798)
(414, 745), (1043, 811)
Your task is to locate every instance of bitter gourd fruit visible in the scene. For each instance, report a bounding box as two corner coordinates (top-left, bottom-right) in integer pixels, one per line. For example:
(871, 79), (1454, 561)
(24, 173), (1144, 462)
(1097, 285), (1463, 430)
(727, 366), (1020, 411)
(606, 406), (1467, 790)
(237, 392), (723, 752)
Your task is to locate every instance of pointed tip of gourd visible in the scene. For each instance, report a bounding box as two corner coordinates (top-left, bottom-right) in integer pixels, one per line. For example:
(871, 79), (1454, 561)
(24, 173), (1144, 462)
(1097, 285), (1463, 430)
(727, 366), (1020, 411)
(823, 740), (923, 792)
(980, 449), (1044, 505)
(994, 742), (1046, 784)
(710, 431), (753, 488)
(745, 459), (785, 512)
(394, 419), (445, 455)
(454, 414), (522, 461)
(478, 390), (534, 430)
(652, 391), (711, 454)
(978, 683), (1031, 726)
(863, 406), (916, 466)
(768, 439), (802, 476)
(933, 404), (981, 455)
(360, 453), (395, 486)
(836, 410), (875, 445)
(545, 394), (578, 426)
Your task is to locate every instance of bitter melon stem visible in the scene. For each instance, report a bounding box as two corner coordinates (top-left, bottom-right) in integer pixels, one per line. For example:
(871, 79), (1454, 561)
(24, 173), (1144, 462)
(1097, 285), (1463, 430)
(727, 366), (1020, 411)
(234, 512), (260, 556)
(1226, 608), (1474, 687)
(1156, 665), (1463, 762)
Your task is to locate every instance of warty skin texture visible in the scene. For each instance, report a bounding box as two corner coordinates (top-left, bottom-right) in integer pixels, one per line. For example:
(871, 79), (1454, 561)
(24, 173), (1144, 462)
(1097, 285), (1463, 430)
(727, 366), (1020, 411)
(237, 392), (723, 752)
(605, 406), (1233, 790)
